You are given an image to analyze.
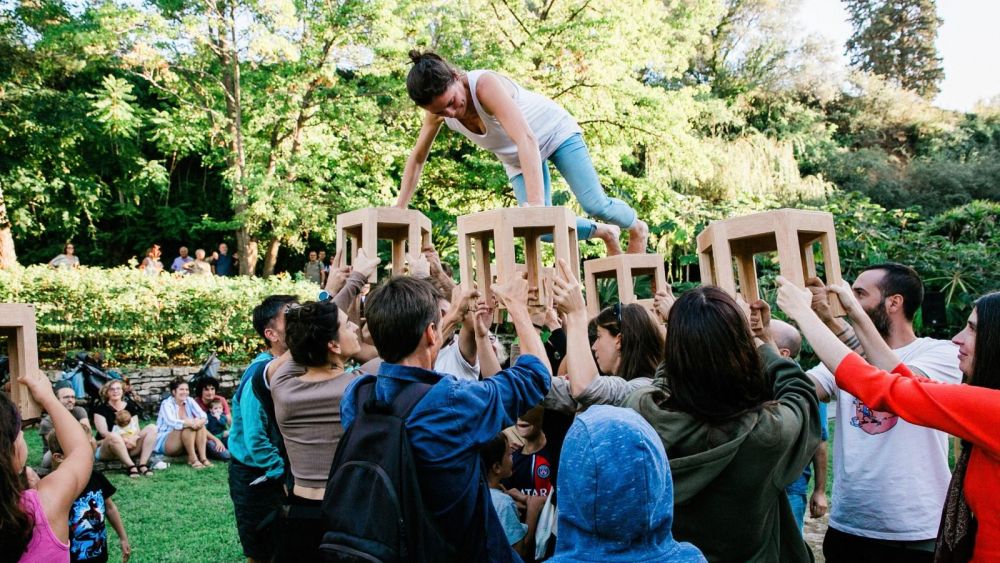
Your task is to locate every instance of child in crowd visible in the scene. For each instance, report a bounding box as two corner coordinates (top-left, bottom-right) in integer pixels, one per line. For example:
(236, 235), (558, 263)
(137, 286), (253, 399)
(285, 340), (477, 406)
(48, 430), (131, 563)
(206, 398), (230, 442)
(112, 409), (140, 440)
(481, 432), (545, 560)
(502, 406), (557, 499)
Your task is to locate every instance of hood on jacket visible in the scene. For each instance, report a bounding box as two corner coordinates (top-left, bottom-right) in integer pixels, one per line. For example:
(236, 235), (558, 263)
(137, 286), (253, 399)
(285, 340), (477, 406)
(550, 405), (705, 562)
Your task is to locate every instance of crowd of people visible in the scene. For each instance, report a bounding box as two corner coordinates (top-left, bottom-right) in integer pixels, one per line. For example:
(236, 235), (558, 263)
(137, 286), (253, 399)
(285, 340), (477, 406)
(47, 242), (238, 277)
(6, 50), (997, 563)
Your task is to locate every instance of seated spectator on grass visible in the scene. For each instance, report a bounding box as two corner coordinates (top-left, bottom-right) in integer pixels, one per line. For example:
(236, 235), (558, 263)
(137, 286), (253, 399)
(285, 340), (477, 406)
(155, 377), (213, 469)
(482, 432), (545, 560)
(228, 294), (297, 563)
(112, 410), (139, 440)
(38, 384), (93, 472)
(193, 376), (231, 461)
(778, 280), (1000, 562)
(48, 242), (81, 270)
(93, 380), (158, 478)
(339, 273), (551, 561)
(550, 405), (705, 562)
(2, 372), (93, 563)
(47, 431), (131, 563)
(268, 300), (364, 562)
(625, 287), (821, 561)
(206, 399), (229, 443)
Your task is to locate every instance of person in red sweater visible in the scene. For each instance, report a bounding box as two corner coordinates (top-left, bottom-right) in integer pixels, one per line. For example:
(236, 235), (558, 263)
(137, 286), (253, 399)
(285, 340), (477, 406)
(777, 276), (999, 563)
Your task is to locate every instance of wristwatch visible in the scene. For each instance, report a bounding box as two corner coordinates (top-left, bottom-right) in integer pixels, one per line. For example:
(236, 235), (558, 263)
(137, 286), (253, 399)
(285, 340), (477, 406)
(318, 290), (332, 302)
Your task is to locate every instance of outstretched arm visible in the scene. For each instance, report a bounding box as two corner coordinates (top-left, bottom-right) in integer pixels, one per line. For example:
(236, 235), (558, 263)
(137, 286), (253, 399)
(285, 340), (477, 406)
(550, 259), (599, 396)
(396, 112), (444, 208)
(493, 273), (552, 376)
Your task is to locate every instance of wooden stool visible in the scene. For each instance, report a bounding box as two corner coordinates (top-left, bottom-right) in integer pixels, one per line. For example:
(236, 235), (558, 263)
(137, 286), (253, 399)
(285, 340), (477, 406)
(697, 209), (844, 314)
(336, 207), (432, 282)
(583, 254), (667, 317)
(457, 207), (580, 312)
(0, 304), (42, 420)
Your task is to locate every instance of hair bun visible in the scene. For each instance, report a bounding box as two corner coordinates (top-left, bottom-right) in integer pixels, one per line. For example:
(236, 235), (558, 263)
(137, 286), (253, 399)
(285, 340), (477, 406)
(408, 49), (442, 65)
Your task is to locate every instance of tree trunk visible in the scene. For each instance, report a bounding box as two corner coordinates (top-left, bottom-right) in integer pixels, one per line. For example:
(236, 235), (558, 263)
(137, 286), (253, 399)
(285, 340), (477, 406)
(262, 238), (281, 277)
(0, 184), (16, 270)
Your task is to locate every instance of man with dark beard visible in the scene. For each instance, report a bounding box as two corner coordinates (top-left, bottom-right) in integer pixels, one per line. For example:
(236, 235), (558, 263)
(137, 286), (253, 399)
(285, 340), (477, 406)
(805, 263), (962, 563)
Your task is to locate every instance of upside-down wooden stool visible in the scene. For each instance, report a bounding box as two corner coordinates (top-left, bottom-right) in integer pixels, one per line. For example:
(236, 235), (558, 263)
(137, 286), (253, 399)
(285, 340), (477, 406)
(0, 304), (43, 420)
(336, 207), (432, 282)
(583, 254), (668, 317)
(697, 208), (844, 314)
(457, 207), (581, 313)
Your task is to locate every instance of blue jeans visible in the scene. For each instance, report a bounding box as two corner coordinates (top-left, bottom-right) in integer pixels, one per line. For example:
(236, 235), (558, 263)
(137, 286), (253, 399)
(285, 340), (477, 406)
(786, 475), (809, 533)
(510, 134), (637, 240)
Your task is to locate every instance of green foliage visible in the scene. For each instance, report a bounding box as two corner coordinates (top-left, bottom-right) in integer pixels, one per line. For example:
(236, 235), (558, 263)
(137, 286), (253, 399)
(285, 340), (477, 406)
(0, 266), (317, 365)
(845, 0), (944, 98)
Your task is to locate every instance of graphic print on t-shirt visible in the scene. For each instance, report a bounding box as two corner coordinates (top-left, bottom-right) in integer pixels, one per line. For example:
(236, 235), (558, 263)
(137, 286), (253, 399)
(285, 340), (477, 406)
(504, 447), (557, 497)
(850, 397), (899, 435)
(70, 491), (108, 562)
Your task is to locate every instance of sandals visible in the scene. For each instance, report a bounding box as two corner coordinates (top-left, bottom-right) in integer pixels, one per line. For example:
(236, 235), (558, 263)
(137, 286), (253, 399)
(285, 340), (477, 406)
(125, 465), (140, 479)
(137, 464), (153, 477)
(188, 460), (207, 469)
(199, 458), (214, 467)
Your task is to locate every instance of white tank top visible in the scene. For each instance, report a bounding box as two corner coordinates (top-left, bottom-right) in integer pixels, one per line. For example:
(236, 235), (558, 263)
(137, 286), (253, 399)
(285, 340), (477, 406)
(444, 70), (582, 178)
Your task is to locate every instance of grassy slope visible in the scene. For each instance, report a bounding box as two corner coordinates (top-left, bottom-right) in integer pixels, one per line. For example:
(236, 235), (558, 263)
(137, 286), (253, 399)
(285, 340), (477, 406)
(26, 432), (244, 563)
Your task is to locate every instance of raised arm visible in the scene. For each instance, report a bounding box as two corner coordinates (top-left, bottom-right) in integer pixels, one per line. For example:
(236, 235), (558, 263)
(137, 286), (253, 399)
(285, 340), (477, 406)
(828, 281), (903, 373)
(476, 73), (545, 206)
(473, 299), (502, 378)
(492, 273), (551, 376)
(396, 112), (444, 208)
(21, 370), (92, 543)
(551, 259), (599, 396)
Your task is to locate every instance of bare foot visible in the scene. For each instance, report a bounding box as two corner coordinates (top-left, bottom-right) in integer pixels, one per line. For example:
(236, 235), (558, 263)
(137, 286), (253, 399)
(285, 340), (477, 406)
(188, 460), (206, 469)
(200, 458), (214, 467)
(626, 219), (649, 254)
(593, 223), (623, 256)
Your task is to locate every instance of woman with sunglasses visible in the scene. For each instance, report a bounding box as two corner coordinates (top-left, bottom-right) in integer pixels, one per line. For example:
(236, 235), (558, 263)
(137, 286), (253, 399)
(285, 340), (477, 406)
(542, 260), (663, 413)
(777, 278), (1000, 562)
(2, 371), (93, 562)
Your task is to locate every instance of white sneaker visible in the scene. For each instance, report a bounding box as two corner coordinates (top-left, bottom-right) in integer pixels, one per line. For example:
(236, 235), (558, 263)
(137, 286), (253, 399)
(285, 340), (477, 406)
(152, 461), (168, 470)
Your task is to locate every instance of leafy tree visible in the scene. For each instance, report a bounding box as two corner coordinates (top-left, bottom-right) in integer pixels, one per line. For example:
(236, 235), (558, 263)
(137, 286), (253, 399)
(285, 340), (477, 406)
(0, 183), (15, 269)
(844, 0), (944, 98)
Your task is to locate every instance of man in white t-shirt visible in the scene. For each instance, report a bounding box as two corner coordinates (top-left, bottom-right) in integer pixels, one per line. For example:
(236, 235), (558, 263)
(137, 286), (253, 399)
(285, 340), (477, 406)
(807, 263), (961, 563)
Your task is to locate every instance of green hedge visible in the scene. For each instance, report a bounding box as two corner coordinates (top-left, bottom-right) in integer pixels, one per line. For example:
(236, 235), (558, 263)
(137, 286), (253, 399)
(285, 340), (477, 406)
(0, 266), (317, 365)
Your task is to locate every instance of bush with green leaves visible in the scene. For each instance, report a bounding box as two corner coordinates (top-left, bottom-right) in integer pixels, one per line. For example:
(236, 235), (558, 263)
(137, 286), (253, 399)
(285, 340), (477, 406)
(0, 266), (317, 365)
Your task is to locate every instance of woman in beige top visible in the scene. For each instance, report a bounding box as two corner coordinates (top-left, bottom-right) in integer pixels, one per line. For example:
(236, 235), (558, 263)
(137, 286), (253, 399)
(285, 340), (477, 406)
(268, 300), (362, 562)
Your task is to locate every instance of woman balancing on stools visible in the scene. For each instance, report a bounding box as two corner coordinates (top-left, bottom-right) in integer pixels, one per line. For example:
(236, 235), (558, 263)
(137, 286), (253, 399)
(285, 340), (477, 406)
(397, 51), (649, 255)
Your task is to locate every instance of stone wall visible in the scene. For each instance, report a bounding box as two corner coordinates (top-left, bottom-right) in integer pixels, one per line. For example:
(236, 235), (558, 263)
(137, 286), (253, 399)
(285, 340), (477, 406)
(45, 365), (243, 403)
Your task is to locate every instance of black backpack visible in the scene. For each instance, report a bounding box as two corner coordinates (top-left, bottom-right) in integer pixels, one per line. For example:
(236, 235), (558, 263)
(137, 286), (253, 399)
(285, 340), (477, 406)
(319, 379), (456, 563)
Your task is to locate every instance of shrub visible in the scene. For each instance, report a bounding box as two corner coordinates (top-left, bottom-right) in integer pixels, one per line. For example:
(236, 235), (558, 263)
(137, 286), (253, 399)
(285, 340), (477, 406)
(0, 266), (317, 365)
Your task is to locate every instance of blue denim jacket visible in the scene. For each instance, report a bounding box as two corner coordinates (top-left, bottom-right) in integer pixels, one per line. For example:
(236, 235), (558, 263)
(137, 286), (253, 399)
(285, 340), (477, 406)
(228, 353), (284, 479)
(342, 354), (551, 563)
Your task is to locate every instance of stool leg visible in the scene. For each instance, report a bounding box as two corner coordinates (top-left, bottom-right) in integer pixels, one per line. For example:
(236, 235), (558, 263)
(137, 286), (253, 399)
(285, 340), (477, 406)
(391, 237), (405, 277)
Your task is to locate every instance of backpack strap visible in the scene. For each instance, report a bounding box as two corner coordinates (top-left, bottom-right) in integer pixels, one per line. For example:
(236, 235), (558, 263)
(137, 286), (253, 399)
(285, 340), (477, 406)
(357, 378), (433, 420)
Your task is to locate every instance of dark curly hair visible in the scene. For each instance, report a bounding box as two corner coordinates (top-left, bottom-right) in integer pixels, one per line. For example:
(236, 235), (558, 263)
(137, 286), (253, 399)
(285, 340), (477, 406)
(0, 392), (32, 563)
(284, 301), (343, 367)
(406, 50), (458, 106)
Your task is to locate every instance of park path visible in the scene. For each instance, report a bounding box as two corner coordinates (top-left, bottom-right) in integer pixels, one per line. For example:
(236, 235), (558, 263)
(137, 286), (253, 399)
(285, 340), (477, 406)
(804, 514), (829, 562)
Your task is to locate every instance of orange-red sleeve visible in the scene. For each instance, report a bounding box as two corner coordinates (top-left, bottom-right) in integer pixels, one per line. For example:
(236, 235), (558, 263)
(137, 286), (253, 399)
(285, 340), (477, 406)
(835, 352), (1000, 457)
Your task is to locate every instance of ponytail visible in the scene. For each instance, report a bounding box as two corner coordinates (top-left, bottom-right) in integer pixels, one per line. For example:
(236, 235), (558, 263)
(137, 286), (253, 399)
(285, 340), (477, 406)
(406, 49), (457, 106)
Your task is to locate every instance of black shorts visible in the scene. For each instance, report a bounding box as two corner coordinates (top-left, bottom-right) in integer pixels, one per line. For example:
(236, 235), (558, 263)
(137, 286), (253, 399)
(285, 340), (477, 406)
(273, 493), (325, 563)
(228, 459), (285, 560)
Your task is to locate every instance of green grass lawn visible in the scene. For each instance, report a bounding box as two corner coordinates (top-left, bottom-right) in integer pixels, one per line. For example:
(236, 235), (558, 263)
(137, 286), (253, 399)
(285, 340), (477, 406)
(26, 431), (244, 563)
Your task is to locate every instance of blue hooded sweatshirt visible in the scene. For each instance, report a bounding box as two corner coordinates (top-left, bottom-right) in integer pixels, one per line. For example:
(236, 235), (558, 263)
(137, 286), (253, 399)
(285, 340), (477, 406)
(551, 405), (706, 562)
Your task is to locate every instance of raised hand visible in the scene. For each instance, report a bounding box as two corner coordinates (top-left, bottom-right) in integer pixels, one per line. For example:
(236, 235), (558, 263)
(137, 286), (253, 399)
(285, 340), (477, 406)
(492, 272), (531, 313)
(828, 280), (864, 320)
(473, 298), (493, 338)
(806, 277), (835, 323)
(550, 259), (586, 318)
(351, 248), (381, 280)
(406, 252), (431, 278)
(749, 299), (773, 345)
(653, 286), (676, 324)
(775, 276), (815, 321)
(18, 369), (57, 406)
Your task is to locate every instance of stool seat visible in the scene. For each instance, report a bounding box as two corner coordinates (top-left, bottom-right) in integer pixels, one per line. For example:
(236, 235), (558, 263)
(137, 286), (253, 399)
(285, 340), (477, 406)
(457, 207), (581, 312)
(336, 207), (432, 282)
(583, 254), (667, 317)
(697, 209), (844, 314)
